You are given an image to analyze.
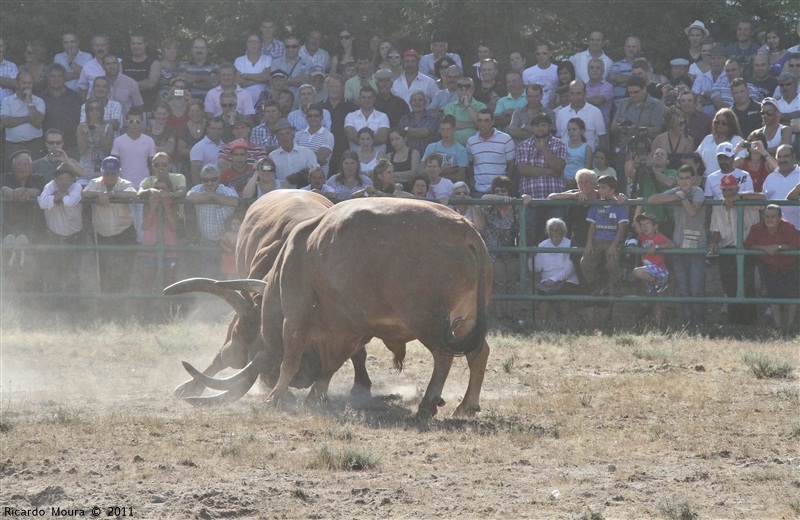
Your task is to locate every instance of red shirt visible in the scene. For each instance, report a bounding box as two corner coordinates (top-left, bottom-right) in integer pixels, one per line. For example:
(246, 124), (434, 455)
(741, 158), (769, 193)
(744, 219), (800, 274)
(220, 167), (253, 194)
(639, 232), (670, 270)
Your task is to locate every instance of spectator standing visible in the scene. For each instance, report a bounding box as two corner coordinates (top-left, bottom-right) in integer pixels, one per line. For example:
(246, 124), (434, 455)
(41, 64), (82, 155)
(176, 37), (219, 100)
(762, 144), (800, 229)
(647, 165), (707, 331)
(1, 71), (46, 166)
(81, 156), (137, 293)
(580, 175), (628, 297)
(52, 32), (91, 93)
(466, 109), (515, 196)
(186, 164), (238, 277)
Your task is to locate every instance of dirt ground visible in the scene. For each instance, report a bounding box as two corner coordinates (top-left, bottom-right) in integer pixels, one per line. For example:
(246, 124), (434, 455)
(1, 319), (798, 519)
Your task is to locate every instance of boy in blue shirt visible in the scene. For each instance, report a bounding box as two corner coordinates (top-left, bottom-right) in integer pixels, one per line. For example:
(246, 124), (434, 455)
(581, 175), (629, 296)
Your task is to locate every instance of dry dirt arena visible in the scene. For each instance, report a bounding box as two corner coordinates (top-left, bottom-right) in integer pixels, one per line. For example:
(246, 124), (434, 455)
(1, 316), (798, 519)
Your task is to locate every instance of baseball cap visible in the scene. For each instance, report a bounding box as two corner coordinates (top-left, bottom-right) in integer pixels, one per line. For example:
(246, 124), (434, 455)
(101, 156), (121, 174)
(403, 49), (421, 60)
(309, 65), (325, 77)
(635, 213), (658, 224)
(275, 118), (294, 131)
(374, 68), (394, 80)
(720, 174), (738, 189)
(271, 69), (288, 78)
(715, 142), (734, 157)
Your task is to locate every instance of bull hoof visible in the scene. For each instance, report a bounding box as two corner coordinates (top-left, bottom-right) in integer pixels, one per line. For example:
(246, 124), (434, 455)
(416, 397), (445, 419)
(453, 403), (481, 417)
(349, 382), (372, 398)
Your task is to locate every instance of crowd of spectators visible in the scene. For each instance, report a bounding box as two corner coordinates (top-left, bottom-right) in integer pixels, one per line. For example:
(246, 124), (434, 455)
(1, 18), (799, 330)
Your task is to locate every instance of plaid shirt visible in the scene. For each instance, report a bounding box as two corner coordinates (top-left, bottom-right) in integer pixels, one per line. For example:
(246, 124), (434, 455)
(262, 39), (285, 61)
(516, 135), (567, 199)
(187, 183), (237, 241)
(250, 124), (279, 149)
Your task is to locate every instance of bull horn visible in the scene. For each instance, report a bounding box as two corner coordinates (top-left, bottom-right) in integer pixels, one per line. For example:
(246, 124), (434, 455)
(215, 279), (268, 295)
(183, 379), (257, 406)
(181, 353), (263, 406)
(163, 278), (251, 317)
(182, 353), (263, 391)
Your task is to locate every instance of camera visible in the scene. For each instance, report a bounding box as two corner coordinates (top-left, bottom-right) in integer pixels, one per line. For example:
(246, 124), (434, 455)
(259, 163), (273, 172)
(741, 141), (750, 149)
(174, 88), (185, 97)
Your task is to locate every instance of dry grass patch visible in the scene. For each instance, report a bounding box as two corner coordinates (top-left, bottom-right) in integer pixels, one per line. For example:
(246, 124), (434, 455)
(1, 323), (798, 518)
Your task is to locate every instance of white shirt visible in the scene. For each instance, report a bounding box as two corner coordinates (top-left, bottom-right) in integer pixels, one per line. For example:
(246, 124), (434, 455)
(534, 237), (580, 285)
(569, 50), (613, 83)
(53, 50), (92, 92)
(234, 54), (272, 105)
(268, 145), (318, 188)
(203, 85), (255, 116)
(695, 134), (745, 175)
(555, 102), (606, 150)
(704, 168), (754, 200)
(344, 108), (390, 153)
(763, 166), (800, 229)
(38, 179), (83, 236)
(419, 52), (463, 79)
(299, 45), (331, 73)
(0, 93), (46, 142)
(190, 136), (224, 168)
(522, 64), (559, 106)
(295, 126), (334, 176)
(392, 73), (439, 108)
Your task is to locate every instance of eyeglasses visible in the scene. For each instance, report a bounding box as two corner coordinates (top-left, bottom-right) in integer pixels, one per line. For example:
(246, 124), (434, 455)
(713, 120), (728, 126)
(202, 177), (219, 183)
(221, 103), (236, 108)
(127, 119), (143, 125)
(493, 188), (509, 194)
(760, 110), (775, 116)
(87, 106), (102, 111)
(339, 34), (352, 40)
(46, 140), (64, 145)
(285, 44), (299, 49)
(388, 54), (401, 59)
(307, 113), (322, 118)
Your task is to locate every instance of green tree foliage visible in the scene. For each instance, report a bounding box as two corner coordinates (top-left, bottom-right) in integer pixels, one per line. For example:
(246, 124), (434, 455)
(1, 0), (796, 73)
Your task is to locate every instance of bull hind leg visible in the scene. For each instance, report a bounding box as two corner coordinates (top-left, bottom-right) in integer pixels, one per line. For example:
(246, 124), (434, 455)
(417, 351), (454, 418)
(305, 375), (332, 407)
(349, 344), (372, 397)
(453, 339), (490, 417)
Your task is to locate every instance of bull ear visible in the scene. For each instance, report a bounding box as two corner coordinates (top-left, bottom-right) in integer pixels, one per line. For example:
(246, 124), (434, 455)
(216, 279), (268, 296)
(164, 277), (252, 318)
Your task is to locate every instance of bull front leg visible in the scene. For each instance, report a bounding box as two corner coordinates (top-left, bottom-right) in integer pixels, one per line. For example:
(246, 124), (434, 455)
(349, 344), (372, 397)
(453, 339), (490, 417)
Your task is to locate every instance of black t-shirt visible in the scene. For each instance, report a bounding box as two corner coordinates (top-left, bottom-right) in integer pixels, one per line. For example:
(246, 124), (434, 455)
(122, 55), (156, 109)
(733, 100), (762, 139)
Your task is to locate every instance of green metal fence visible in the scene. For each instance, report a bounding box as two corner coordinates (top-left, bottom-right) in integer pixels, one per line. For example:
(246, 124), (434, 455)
(1, 197), (798, 307)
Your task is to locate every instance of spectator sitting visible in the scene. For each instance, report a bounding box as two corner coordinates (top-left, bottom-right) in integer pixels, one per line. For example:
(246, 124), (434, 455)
(365, 159), (400, 197)
(449, 181), (484, 229)
(732, 131), (778, 193)
(242, 157), (289, 199)
(220, 140), (254, 194)
(325, 150), (372, 200)
(533, 217), (581, 329)
(744, 204), (800, 331)
(299, 165), (336, 200)
(268, 118), (318, 188)
(580, 175), (628, 297)
(632, 213), (675, 328)
(424, 153), (453, 203)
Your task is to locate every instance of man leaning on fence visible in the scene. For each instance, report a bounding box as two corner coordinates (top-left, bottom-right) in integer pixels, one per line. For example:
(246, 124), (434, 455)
(81, 156), (137, 294)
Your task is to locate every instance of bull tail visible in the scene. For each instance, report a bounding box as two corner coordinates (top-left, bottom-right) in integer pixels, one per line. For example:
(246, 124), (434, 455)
(442, 242), (488, 356)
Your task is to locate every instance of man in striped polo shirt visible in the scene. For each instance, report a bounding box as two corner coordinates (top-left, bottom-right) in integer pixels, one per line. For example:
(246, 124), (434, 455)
(466, 109), (515, 196)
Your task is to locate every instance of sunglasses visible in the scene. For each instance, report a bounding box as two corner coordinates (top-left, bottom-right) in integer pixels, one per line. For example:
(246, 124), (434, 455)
(202, 177), (219, 183)
(494, 188), (509, 194)
(457, 84), (472, 89)
(221, 103), (236, 108)
(713, 120), (728, 126)
(127, 119), (143, 125)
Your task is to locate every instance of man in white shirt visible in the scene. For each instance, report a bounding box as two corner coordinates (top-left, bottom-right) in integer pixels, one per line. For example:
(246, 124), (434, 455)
(419, 30), (462, 79)
(763, 144), (800, 228)
(569, 31), (613, 83)
(555, 80), (607, 150)
(522, 41), (558, 107)
(344, 87), (390, 153)
(268, 119), (318, 188)
(299, 29), (331, 73)
(52, 31), (92, 92)
(76, 34), (111, 99)
(204, 63), (255, 118)
(392, 50), (438, 108)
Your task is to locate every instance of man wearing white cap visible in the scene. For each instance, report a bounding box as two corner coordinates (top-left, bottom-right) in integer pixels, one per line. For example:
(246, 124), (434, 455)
(683, 20), (709, 64)
(704, 142), (753, 199)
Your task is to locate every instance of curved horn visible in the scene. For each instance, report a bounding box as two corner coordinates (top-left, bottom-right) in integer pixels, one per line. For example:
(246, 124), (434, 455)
(181, 353), (263, 406)
(215, 279), (268, 295)
(182, 353), (263, 391)
(163, 278), (251, 317)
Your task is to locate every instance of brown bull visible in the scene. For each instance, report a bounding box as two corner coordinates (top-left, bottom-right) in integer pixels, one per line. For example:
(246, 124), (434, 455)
(165, 190), (378, 402)
(194, 198), (492, 417)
